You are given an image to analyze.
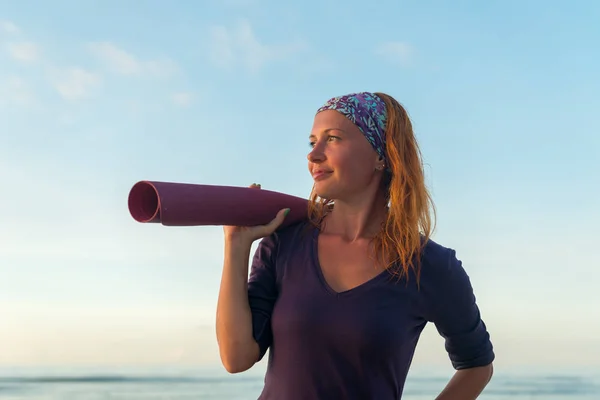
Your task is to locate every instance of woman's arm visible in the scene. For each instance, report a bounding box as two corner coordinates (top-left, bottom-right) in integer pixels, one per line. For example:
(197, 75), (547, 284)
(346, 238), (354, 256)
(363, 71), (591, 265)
(216, 237), (260, 373)
(216, 203), (288, 373)
(435, 363), (494, 400)
(420, 246), (496, 397)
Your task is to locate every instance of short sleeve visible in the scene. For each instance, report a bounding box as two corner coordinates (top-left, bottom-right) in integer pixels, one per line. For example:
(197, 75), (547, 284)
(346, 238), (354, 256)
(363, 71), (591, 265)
(422, 248), (495, 370)
(247, 233), (279, 361)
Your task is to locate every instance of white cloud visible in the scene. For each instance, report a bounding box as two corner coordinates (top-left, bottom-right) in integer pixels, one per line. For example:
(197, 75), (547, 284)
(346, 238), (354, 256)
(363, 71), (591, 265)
(375, 41), (414, 67)
(88, 42), (177, 77)
(208, 19), (308, 73)
(0, 20), (19, 34)
(53, 67), (101, 100)
(6, 41), (39, 63)
(209, 26), (236, 68)
(171, 92), (193, 107)
(0, 76), (35, 107)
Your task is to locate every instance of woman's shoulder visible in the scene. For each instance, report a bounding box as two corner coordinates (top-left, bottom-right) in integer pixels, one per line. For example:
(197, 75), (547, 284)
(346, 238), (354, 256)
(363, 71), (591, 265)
(258, 219), (316, 251)
(418, 237), (469, 285)
(421, 237), (454, 264)
(273, 219), (316, 242)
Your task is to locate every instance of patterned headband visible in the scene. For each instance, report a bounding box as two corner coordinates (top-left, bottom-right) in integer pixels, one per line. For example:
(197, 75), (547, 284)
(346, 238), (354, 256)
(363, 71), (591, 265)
(316, 92), (388, 163)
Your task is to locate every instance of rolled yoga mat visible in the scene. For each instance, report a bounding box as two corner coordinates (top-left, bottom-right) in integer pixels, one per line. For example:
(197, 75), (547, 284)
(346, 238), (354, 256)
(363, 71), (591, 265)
(128, 180), (309, 228)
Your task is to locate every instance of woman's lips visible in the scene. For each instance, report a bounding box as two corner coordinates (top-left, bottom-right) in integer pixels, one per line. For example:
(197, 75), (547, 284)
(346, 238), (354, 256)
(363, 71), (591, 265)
(312, 170), (332, 180)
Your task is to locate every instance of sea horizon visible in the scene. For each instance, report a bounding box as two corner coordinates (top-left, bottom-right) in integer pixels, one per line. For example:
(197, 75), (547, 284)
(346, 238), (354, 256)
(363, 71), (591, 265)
(1, 363), (598, 399)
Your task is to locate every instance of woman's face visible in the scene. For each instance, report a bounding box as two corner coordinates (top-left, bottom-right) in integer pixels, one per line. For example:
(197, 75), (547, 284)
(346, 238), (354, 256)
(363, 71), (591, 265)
(308, 110), (382, 201)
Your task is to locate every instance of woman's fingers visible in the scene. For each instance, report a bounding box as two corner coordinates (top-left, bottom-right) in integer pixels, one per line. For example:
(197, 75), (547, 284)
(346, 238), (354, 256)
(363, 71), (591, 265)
(258, 208), (290, 236)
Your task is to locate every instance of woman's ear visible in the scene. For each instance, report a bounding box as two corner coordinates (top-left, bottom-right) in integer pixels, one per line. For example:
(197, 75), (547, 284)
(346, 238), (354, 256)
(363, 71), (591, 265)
(374, 155), (386, 171)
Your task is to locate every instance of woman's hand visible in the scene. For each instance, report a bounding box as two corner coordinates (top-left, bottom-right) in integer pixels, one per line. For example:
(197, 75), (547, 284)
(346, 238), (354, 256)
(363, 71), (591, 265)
(223, 183), (290, 246)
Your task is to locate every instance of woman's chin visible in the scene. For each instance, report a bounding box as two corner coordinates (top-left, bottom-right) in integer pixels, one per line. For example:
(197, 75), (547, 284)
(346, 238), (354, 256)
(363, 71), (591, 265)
(313, 185), (338, 201)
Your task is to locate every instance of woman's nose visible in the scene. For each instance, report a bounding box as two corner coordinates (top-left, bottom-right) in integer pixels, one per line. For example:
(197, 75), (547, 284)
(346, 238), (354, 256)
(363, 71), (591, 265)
(307, 145), (325, 163)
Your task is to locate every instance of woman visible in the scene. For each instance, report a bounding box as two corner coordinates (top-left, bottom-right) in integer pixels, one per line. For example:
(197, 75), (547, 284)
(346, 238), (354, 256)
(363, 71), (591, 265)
(216, 92), (495, 399)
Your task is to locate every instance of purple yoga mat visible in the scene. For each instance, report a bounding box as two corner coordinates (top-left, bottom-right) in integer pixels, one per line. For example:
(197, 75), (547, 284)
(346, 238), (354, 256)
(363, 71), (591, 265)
(128, 181), (309, 228)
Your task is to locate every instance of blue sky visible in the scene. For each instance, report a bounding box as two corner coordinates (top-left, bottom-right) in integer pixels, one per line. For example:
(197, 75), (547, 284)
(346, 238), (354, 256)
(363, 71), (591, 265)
(1, 0), (599, 372)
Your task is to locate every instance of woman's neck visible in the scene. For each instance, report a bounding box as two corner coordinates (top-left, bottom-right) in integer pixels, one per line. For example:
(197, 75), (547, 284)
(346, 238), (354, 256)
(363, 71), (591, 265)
(322, 190), (388, 243)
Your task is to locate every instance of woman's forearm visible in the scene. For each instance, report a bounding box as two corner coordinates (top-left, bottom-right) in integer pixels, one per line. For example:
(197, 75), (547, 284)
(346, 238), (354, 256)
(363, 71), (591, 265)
(435, 364), (494, 400)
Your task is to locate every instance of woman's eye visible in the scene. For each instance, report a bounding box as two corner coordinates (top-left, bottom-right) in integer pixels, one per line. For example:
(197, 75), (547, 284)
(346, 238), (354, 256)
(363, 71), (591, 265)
(309, 136), (339, 147)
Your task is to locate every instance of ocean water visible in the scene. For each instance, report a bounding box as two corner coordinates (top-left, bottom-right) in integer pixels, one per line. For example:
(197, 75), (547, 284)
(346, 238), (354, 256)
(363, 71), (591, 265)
(0, 366), (598, 399)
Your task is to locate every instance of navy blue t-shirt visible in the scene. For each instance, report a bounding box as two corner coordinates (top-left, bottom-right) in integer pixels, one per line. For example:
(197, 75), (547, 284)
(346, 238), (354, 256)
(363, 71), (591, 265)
(247, 221), (494, 399)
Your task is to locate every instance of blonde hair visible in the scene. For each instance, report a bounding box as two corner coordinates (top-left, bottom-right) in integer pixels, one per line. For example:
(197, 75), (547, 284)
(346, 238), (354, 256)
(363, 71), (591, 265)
(307, 92), (436, 284)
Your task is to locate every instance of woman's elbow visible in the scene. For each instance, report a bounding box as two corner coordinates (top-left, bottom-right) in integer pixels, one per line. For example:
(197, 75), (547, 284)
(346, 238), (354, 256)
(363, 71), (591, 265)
(218, 343), (259, 374)
(471, 362), (494, 383)
(485, 362), (494, 382)
(221, 357), (254, 374)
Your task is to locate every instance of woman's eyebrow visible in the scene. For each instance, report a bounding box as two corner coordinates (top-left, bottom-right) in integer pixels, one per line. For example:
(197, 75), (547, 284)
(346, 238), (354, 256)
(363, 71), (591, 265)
(309, 128), (346, 139)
